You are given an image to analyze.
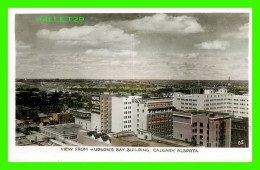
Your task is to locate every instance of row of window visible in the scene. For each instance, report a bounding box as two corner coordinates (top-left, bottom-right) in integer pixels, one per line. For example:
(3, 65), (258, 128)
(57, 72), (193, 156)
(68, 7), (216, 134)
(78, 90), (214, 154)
(124, 106), (131, 109)
(148, 124), (171, 128)
(192, 122), (204, 127)
(177, 97), (248, 102)
(149, 119), (171, 123)
(177, 98), (197, 101)
(148, 114), (170, 118)
(181, 102), (197, 106)
(124, 102), (132, 104)
(124, 111), (131, 114)
(152, 129), (171, 133)
(123, 120), (131, 123)
(181, 106), (197, 109)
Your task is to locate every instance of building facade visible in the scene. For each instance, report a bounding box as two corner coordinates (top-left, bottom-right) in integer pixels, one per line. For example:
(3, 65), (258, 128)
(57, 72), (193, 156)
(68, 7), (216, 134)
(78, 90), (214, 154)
(53, 112), (70, 124)
(173, 88), (249, 118)
(75, 117), (91, 130)
(99, 94), (142, 133)
(110, 95), (142, 133)
(91, 112), (101, 132)
(132, 98), (175, 137)
(100, 94), (112, 132)
(172, 111), (231, 147)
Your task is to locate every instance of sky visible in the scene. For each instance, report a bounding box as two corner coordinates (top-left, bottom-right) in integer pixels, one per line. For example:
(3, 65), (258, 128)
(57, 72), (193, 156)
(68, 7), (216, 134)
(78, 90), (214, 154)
(15, 13), (250, 80)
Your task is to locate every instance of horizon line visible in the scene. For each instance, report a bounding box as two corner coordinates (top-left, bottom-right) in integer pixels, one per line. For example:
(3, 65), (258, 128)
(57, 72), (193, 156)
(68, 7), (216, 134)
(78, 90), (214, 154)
(15, 78), (249, 81)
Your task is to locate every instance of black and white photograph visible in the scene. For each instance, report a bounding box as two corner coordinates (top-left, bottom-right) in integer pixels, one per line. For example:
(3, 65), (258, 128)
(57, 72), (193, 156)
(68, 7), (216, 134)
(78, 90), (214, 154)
(9, 8), (252, 162)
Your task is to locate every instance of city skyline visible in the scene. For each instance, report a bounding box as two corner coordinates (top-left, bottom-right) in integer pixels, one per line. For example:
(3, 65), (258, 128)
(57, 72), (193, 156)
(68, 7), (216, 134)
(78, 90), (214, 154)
(16, 13), (250, 80)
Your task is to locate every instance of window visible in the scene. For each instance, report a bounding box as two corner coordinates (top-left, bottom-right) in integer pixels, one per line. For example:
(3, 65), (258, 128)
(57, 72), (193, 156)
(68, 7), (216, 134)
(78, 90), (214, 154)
(200, 129), (203, 133)
(180, 134), (182, 138)
(192, 128), (197, 133)
(200, 123), (203, 127)
(70, 136), (76, 139)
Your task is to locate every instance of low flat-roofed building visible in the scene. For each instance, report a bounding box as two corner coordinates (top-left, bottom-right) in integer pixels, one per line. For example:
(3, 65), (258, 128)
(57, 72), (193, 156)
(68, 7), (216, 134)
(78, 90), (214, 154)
(70, 110), (91, 119)
(25, 133), (47, 144)
(40, 123), (81, 141)
(75, 117), (91, 130)
(16, 132), (26, 139)
(111, 131), (190, 147)
(16, 132), (31, 146)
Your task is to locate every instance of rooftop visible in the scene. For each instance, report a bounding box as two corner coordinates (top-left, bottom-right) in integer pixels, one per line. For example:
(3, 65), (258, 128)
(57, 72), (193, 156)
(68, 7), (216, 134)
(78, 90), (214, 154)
(38, 113), (53, 118)
(111, 132), (190, 147)
(133, 98), (173, 104)
(40, 123), (82, 136)
(173, 110), (230, 119)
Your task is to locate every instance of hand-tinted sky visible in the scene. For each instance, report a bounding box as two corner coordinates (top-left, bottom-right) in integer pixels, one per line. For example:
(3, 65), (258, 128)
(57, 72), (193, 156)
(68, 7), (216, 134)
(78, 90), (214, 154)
(15, 13), (249, 80)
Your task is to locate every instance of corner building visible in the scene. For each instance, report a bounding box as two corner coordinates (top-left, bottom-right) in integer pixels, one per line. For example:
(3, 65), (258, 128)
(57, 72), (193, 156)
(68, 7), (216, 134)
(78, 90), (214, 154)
(173, 111), (231, 147)
(132, 98), (175, 137)
(173, 88), (249, 118)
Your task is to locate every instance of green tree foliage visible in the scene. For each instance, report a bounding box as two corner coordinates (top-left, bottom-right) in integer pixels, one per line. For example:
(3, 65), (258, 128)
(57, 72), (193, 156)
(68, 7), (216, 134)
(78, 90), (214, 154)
(228, 86), (242, 95)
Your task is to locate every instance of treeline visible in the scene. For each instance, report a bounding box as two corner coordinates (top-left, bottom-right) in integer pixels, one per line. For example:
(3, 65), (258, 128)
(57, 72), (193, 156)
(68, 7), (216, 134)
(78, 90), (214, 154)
(16, 88), (92, 121)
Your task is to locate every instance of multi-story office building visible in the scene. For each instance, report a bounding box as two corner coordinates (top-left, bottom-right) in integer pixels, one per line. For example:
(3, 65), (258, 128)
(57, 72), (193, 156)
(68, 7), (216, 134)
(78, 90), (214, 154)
(172, 111), (231, 147)
(120, 96), (142, 132)
(110, 95), (142, 133)
(100, 94), (111, 132)
(173, 88), (249, 118)
(132, 98), (175, 137)
(99, 94), (141, 133)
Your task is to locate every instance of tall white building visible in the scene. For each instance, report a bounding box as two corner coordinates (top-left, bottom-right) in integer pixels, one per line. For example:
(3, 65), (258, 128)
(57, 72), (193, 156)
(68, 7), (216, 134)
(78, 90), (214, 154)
(110, 96), (142, 133)
(173, 88), (249, 118)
